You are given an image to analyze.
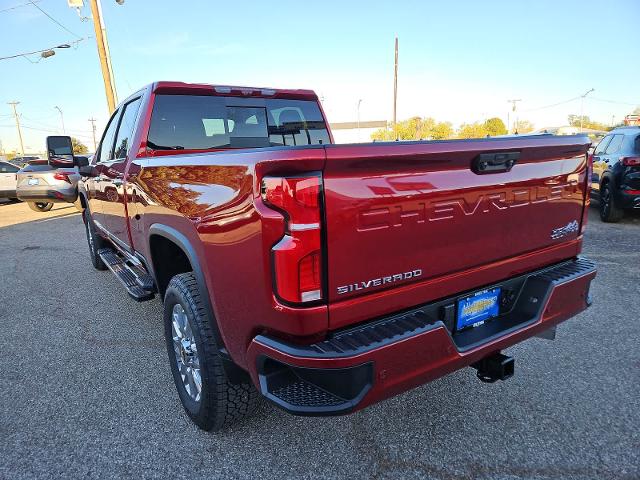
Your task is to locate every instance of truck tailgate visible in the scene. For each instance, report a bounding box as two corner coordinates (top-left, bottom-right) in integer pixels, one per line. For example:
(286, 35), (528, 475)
(322, 135), (590, 326)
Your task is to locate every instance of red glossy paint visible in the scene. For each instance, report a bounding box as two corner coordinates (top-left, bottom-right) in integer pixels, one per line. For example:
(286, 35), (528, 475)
(82, 82), (595, 414)
(246, 267), (596, 411)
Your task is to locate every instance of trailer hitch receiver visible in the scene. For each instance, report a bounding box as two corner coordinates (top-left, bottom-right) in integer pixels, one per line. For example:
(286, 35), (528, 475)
(472, 352), (514, 383)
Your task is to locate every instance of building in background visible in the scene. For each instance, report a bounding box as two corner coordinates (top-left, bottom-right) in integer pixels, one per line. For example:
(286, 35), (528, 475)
(330, 121), (387, 144)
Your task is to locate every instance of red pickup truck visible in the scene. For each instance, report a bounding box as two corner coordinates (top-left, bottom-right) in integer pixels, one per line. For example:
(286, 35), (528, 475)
(49, 81), (596, 430)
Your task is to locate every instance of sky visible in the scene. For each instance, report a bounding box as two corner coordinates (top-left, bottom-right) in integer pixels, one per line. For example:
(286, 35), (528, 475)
(1, 0), (639, 153)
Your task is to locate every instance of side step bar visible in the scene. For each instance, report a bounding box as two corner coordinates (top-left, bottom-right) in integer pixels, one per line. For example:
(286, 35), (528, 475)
(98, 248), (156, 302)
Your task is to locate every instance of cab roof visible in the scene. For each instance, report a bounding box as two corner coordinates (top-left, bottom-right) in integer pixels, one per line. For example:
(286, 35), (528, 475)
(150, 81), (318, 101)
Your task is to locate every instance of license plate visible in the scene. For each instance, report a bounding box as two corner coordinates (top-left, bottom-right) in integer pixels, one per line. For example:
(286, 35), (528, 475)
(28, 178), (39, 185)
(456, 287), (501, 331)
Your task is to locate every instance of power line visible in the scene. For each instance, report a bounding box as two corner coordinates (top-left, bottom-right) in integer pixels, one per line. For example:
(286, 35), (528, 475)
(521, 96), (581, 112)
(21, 123), (94, 138)
(0, 0), (41, 14)
(28, 0), (81, 39)
(21, 115), (62, 130)
(0, 38), (85, 61)
(589, 97), (640, 107)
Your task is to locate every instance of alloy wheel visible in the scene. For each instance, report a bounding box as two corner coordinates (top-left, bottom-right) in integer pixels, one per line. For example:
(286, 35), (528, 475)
(601, 187), (610, 216)
(171, 303), (202, 402)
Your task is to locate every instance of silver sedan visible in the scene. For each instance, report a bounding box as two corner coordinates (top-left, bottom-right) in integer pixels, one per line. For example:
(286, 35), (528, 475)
(16, 161), (83, 212)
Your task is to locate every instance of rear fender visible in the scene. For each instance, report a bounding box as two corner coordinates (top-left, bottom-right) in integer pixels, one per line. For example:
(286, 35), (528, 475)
(147, 224), (250, 384)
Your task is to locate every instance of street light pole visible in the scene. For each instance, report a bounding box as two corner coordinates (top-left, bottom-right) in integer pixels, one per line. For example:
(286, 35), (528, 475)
(54, 106), (66, 134)
(579, 88), (594, 132)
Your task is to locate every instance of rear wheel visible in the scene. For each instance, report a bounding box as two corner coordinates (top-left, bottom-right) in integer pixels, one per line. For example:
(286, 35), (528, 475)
(28, 202), (53, 212)
(164, 273), (259, 431)
(83, 208), (107, 270)
(599, 182), (624, 223)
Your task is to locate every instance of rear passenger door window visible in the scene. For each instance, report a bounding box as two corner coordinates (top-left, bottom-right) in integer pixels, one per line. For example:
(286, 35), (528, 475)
(96, 109), (121, 163)
(113, 98), (142, 160)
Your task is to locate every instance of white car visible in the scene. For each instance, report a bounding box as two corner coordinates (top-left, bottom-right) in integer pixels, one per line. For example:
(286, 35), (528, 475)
(0, 161), (20, 200)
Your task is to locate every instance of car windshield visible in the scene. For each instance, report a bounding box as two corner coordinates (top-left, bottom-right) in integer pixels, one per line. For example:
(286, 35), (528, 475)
(147, 94), (330, 151)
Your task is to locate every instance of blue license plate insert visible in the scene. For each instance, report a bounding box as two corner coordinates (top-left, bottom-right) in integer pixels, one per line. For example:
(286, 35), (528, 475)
(456, 287), (501, 330)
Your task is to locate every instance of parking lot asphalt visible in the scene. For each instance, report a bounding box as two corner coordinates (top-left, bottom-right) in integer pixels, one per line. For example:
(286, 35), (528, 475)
(0, 199), (639, 480)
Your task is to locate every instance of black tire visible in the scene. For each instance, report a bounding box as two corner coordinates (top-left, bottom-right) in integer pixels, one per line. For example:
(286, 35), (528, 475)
(599, 182), (624, 223)
(164, 273), (259, 431)
(83, 208), (107, 270)
(28, 202), (53, 212)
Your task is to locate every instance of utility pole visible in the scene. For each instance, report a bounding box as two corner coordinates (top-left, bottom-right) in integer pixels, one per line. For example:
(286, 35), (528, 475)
(507, 99), (522, 133)
(393, 37), (398, 136)
(357, 99), (362, 141)
(89, 0), (117, 113)
(54, 106), (66, 134)
(7, 102), (25, 156)
(579, 88), (594, 132)
(88, 117), (98, 151)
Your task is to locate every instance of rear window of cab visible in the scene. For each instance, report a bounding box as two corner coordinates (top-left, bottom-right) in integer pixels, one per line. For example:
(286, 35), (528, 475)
(147, 94), (331, 151)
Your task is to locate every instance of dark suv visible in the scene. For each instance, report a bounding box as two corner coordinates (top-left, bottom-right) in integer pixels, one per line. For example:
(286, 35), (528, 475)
(591, 126), (640, 222)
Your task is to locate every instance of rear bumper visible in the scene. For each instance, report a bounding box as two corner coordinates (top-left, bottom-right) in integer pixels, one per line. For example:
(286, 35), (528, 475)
(615, 190), (640, 209)
(0, 189), (17, 198)
(247, 257), (596, 416)
(17, 187), (76, 203)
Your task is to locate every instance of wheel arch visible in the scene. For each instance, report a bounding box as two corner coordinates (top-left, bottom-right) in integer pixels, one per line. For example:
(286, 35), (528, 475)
(147, 224), (249, 382)
(599, 172), (614, 190)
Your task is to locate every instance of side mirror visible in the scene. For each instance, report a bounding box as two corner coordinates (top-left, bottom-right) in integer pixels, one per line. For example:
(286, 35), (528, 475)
(46, 136), (74, 168)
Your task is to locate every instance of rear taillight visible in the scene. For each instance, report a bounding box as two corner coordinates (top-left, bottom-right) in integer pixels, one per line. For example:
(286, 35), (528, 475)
(580, 154), (593, 234)
(621, 156), (640, 166)
(261, 175), (323, 304)
(53, 172), (72, 183)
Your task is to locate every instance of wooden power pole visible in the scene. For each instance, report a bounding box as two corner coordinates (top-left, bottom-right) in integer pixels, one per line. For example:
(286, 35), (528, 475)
(88, 117), (98, 151)
(89, 0), (117, 113)
(393, 37), (398, 135)
(7, 101), (25, 156)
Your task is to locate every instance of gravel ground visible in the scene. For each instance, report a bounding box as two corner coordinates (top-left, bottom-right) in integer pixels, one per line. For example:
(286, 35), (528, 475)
(0, 200), (638, 480)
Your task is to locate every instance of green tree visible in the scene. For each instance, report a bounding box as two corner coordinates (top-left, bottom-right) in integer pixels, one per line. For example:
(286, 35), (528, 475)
(567, 115), (610, 132)
(457, 122), (488, 139)
(71, 137), (88, 154)
(515, 120), (535, 133)
(483, 117), (507, 136)
(431, 121), (454, 140)
(371, 117), (454, 141)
